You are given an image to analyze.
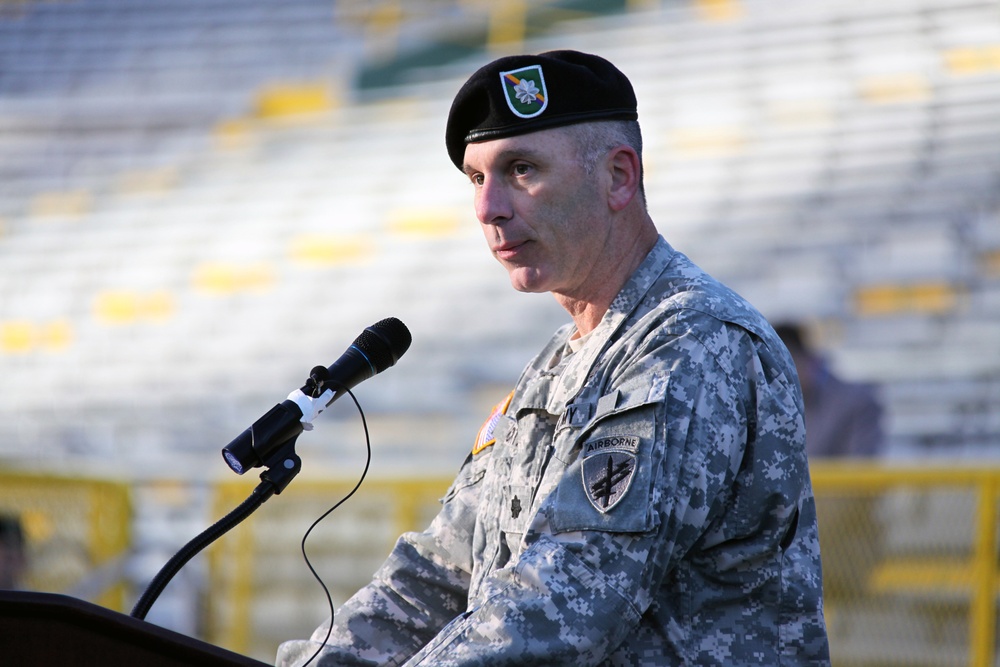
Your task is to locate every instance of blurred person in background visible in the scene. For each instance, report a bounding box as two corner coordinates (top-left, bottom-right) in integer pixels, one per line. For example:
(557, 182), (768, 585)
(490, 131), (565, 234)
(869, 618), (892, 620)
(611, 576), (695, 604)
(774, 323), (884, 459)
(775, 322), (885, 611)
(0, 514), (27, 590)
(278, 51), (829, 666)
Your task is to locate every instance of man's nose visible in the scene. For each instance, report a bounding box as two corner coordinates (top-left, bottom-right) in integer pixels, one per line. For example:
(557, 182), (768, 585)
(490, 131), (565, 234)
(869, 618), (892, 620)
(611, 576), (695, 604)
(475, 177), (513, 225)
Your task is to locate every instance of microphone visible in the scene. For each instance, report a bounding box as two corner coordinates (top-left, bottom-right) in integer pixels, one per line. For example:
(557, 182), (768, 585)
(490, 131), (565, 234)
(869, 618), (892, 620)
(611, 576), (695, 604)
(222, 317), (411, 475)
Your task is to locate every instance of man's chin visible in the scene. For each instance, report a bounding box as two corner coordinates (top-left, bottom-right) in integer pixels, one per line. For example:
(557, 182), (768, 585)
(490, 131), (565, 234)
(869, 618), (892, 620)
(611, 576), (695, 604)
(506, 272), (549, 294)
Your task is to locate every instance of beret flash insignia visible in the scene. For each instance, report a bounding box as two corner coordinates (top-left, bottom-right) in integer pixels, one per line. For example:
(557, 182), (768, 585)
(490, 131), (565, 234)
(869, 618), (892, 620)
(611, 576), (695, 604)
(500, 65), (548, 119)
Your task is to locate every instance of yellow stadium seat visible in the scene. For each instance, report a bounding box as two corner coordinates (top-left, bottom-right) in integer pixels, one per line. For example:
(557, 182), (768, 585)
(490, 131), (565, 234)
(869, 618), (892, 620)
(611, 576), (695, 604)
(255, 82), (335, 119)
(192, 262), (276, 294)
(858, 74), (930, 105)
(40, 319), (73, 351)
(93, 290), (178, 324)
(944, 45), (1000, 75)
(0, 320), (75, 354)
(385, 208), (463, 237)
(854, 282), (963, 316)
(29, 190), (92, 219)
(695, 0), (743, 22)
(116, 167), (178, 196)
(0, 320), (34, 354)
(212, 118), (258, 151)
(287, 234), (374, 267)
(668, 127), (746, 157)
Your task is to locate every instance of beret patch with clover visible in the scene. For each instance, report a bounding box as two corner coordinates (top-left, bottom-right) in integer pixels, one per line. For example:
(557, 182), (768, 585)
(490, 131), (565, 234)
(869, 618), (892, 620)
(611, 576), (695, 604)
(446, 50), (638, 170)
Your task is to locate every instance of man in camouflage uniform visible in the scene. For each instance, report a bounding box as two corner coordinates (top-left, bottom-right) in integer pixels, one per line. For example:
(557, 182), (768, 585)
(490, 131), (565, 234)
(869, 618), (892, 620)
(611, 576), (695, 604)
(277, 50), (830, 666)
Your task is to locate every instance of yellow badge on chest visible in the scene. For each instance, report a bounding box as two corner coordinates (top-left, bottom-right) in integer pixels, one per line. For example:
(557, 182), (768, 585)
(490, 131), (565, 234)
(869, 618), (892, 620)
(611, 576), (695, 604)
(473, 390), (514, 455)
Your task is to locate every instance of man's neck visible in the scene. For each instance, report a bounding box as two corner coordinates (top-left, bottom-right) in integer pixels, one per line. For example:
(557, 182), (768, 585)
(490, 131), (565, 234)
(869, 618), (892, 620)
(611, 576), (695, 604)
(555, 219), (658, 336)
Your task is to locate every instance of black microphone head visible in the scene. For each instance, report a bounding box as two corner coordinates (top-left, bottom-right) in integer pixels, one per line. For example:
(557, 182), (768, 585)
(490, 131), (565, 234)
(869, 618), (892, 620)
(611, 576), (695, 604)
(355, 317), (411, 373)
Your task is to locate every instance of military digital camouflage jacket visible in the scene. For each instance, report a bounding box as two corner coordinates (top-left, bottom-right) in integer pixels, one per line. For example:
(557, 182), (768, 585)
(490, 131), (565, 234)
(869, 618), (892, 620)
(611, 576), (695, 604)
(276, 237), (831, 666)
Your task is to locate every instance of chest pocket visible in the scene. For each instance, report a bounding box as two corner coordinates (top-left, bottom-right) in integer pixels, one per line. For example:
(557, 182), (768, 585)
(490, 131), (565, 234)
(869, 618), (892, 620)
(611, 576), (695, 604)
(548, 399), (662, 535)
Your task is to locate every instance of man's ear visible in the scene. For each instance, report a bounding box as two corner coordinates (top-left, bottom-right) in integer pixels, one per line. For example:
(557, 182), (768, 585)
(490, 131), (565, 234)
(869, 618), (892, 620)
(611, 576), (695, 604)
(606, 146), (641, 212)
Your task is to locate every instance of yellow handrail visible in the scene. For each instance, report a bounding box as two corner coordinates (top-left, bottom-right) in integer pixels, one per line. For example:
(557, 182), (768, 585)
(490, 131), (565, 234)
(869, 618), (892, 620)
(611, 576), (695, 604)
(811, 463), (1000, 667)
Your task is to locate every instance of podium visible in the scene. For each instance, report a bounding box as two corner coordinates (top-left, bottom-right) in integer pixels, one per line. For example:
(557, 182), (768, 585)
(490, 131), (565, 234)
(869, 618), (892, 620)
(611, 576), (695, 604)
(0, 590), (271, 666)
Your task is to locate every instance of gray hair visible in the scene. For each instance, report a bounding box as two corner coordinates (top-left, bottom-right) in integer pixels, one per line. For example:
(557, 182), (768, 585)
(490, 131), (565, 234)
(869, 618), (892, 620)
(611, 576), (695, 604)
(566, 120), (645, 205)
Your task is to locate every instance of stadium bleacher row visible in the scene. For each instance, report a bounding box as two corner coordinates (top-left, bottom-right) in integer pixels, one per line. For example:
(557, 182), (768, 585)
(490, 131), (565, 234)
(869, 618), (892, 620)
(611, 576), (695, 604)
(0, 0), (999, 473)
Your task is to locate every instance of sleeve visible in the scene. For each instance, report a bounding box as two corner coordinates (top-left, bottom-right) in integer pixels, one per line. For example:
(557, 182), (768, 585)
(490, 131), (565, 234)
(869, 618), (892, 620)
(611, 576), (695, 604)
(275, 450), (487, 667)
(397, 326), (762, 666)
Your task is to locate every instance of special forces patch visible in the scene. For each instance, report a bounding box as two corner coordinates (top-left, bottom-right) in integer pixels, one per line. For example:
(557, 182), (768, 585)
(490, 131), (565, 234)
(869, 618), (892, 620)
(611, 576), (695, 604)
(499, 64), (548, 118)
(581, 435), (639, 513)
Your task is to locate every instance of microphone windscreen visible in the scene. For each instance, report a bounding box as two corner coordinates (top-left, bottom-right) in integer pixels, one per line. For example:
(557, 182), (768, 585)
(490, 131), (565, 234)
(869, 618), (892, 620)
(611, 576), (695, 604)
(356, 317), (411, 372)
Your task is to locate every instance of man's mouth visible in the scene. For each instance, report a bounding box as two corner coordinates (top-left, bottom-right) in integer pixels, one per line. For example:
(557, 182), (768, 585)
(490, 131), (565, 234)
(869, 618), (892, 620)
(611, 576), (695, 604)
(493, 239), (528, 261)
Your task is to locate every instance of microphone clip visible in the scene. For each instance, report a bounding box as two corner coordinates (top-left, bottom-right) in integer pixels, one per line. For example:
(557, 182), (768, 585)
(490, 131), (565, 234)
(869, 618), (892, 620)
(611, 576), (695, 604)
(303, 365), (329, 398)
(287, 367), (337, 431)
(221, 367), (328, 488)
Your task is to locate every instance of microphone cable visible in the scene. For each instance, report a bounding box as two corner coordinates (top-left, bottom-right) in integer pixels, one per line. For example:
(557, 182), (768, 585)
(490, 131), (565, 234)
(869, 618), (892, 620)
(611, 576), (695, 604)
(299, 384), (372, 667)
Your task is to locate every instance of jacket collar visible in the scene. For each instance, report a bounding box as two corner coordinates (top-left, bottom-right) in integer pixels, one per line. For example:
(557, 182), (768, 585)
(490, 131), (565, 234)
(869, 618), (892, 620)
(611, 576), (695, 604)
(514, 236), (675, 415)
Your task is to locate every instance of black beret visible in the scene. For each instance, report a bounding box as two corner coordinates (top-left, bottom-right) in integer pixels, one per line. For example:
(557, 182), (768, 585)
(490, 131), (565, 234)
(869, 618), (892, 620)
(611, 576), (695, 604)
(446, 50), (638, 170)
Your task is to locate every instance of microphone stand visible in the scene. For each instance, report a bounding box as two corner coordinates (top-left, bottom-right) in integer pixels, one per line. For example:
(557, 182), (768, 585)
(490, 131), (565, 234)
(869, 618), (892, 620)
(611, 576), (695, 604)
(129, 438), (302, 621)
(128, 317), (411, 622)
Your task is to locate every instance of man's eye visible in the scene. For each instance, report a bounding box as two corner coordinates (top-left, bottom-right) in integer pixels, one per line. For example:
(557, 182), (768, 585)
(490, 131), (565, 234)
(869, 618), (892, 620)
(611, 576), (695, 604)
(513, 164), (532, 176)
(470, 174), (484, 186)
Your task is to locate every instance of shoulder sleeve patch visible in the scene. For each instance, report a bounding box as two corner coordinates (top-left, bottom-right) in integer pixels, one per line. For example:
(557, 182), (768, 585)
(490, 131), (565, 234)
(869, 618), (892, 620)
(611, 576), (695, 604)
(473, 390), (514, 455)
(581, 435), (640, 513)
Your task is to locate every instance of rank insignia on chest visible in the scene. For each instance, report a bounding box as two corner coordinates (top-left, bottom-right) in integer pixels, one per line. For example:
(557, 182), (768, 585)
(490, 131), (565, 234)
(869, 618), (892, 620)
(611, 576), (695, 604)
(473, 390), (514, 455)
(581, 435), (640, 513)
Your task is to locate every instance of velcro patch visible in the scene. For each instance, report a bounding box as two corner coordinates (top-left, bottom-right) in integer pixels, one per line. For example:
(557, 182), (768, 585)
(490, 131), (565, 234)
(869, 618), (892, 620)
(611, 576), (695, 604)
(581, 435), (639, 513)
(473, 390), (514, 455)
